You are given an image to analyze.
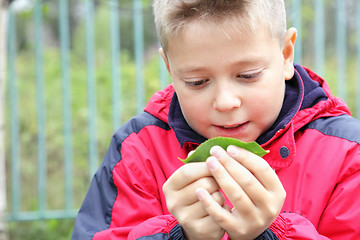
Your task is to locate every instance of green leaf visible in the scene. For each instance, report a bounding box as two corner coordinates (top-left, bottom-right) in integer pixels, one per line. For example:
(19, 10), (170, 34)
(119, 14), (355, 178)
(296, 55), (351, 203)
(180, 137), (268, 164)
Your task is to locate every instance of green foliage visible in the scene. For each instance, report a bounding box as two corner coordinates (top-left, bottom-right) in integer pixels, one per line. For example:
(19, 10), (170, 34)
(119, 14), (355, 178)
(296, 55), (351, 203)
(181, 137), (268, 164)
(8, 219), (75, 240)
(6, 18), (168, 239)
(68, 1), (157, 59)
(6, 45), (166, 207)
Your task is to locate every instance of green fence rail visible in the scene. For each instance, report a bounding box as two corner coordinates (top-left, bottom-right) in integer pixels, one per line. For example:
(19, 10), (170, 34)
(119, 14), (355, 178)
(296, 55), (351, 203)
(4, 0), (360, 222)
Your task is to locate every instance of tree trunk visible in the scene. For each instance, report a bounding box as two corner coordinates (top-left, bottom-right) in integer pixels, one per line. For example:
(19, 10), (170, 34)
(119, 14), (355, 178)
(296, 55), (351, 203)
(0, 1), (9, 240)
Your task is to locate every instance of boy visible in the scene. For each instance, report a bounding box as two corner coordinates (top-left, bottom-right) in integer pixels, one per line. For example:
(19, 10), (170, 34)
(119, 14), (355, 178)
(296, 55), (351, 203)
(72, 0), (360, 239)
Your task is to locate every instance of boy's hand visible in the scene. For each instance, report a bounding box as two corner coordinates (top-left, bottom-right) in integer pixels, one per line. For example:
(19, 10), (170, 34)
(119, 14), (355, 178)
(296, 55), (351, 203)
(163, 161), (226, 240)
(197, 145), (286, 240)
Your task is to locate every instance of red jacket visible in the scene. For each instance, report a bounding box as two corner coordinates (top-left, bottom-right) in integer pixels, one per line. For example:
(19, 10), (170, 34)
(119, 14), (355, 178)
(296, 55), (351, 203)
(72, 65), (360, 239)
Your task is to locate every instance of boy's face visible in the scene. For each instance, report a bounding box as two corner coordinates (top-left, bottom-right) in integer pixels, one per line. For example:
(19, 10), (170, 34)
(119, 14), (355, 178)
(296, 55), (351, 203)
(162, 22), (296, 142)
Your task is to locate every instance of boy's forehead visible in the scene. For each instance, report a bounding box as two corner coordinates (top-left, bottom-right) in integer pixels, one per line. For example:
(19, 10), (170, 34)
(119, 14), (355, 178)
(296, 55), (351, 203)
(168, 15), (273, 46)
(166, 26), (278, 75)
(173, 18), (273, 46)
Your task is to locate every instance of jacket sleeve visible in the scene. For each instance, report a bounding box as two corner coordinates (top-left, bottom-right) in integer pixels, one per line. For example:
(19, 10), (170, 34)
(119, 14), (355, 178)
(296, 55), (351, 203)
(269, 213), (330, 240)
(71, 135), (122, 240)
(127, 215), (185, 240)
(269, 156), (360, 239)
(128, 217), (279, 240)
(71, 131), (181, 240)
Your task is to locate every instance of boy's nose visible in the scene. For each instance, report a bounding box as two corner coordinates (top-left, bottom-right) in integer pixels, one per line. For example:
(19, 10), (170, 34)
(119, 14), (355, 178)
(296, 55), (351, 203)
(213, 88), (241, 112)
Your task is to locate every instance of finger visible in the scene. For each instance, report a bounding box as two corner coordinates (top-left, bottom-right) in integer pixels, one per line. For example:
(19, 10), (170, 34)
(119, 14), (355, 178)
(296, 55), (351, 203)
(181, 213), (225, 240)
(206, 156), (255, 212)
(211, 191), (226, 207)
(227, 145), (283, 191)
(181, 176), (221, 205)
(209, 146), (268, 205)
(196, 187), (234, 228)
(179, 199), (212, 221)
(187, 150), (195, 157)
(183, 191), (225, 220)
(164, 162), (212, 191)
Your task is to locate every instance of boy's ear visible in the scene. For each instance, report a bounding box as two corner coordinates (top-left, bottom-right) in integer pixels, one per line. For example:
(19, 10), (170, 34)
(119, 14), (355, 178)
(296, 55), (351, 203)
(159, 48), (171, 74)
(283, 27), (297, 80)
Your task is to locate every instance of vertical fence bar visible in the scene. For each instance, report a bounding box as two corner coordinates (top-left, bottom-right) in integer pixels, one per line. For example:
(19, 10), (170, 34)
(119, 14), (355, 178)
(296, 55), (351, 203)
(59, 0), (73, 211)
(109, 0), (122, 130)
(133, 0), (145, 113)
(336, 0), (346, 101)
(0, 2), (8, 236)
(0, 1), (8, 236)
(85, 0), (98, 179)
(8, 4), (20, 219)
(292, 0), (302, 64)
(314, 0), (325, 77)
(357, 1), (360, 119)
(34, 0), (47, 215)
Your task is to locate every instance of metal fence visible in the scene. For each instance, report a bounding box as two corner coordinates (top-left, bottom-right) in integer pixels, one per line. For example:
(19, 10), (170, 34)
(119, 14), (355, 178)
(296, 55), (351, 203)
(4, 0), (360, 222)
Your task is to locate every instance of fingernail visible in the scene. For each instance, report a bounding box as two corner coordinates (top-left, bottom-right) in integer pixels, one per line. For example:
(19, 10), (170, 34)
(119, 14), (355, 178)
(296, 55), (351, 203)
(227, 145), (239, 157)
(196, 188), (208, 201)
(210, 145), (226, 159)
(206, 156), (220, 170)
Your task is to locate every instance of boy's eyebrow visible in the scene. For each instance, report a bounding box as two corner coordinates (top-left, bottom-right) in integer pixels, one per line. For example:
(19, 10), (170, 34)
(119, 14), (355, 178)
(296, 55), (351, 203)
(175, 58), (266, 75)
(175, 66), (208, 75)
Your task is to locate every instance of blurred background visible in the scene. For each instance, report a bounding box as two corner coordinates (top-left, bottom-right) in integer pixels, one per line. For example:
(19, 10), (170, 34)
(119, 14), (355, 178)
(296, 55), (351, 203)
(1, 0), (360, 239)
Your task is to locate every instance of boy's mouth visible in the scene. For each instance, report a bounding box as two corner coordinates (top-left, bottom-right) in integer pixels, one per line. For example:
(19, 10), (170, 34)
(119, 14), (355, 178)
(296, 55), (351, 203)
(214, 122), (248, 137)
(219, 124), (243, 129)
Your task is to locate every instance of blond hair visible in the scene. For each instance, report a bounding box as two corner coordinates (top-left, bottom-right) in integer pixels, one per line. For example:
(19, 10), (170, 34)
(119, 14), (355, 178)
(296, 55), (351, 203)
(153, 0), (287, 51)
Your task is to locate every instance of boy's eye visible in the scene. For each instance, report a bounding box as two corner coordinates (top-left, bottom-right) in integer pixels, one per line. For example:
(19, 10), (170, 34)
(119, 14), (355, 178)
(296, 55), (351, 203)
(184, 79), (209, 88)
(240, 74), (257, 79)
(237, 71), (262, 81)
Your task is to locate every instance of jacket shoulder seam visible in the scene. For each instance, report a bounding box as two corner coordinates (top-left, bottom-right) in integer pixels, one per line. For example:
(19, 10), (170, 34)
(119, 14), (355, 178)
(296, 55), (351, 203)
(306, 115), (360, 145)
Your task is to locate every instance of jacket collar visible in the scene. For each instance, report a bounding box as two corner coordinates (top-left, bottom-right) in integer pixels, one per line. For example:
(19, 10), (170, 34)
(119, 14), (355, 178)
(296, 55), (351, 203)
(262, 65), (350, 170)
(168, 93), (207, 150)
(257, 65), (328, 144)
